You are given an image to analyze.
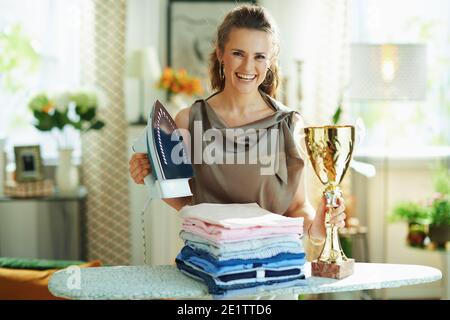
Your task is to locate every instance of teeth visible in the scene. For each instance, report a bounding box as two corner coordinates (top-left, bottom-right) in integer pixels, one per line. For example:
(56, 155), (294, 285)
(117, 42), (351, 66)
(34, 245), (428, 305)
(236, 73), (256, 80)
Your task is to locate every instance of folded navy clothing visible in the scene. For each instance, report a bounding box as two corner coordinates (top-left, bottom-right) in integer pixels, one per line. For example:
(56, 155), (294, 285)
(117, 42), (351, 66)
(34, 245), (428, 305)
(176, 258), (306, 295)
(213, 278), (308, 299)
(218, 267), (301, 282)
(180, 245), (305, 268)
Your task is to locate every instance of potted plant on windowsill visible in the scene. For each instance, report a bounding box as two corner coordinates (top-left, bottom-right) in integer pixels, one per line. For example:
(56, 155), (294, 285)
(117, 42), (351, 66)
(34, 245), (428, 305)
(390, 201), (431, 247)
(428, 164), (450, 248)
(390, 163), (450, 249)
(428, 194), (450, 248)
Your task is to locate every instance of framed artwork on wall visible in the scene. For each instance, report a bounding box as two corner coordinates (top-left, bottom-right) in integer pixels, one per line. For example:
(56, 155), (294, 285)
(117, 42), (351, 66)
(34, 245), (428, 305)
(167, 0), (256, 95)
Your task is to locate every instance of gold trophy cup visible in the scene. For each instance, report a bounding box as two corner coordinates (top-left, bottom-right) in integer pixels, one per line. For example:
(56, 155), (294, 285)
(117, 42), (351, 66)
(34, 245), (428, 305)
(304, 125), (355, 279)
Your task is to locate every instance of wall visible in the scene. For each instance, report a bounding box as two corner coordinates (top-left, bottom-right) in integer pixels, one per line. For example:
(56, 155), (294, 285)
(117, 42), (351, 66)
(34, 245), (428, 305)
(0, 200), (82, 260)
(354, 149), (450, 299)
(125, 0), (165, 123)
(260, 0), (320, 117)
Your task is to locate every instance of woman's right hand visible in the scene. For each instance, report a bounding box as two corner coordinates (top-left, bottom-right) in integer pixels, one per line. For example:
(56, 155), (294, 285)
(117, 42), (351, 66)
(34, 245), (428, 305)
(129, 153), (151, 184)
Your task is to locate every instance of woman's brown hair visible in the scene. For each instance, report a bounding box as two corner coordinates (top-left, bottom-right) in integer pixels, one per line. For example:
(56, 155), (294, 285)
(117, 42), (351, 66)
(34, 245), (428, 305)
(208, 4), (280, 98)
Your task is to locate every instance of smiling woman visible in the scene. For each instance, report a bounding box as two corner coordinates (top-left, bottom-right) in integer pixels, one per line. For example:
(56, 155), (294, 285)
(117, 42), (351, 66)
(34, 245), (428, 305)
(208, 5), (280, 98)
(220, 28), (273, 96)
(130, 3), (347, 263)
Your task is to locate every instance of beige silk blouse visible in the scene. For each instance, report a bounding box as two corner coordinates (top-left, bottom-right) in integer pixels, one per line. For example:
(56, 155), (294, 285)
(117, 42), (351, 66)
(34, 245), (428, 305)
(187, 92), (304, 215)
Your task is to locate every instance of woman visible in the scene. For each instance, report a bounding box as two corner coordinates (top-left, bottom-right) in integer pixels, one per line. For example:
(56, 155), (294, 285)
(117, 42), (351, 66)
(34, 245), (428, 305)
(129, 4), (346, 258)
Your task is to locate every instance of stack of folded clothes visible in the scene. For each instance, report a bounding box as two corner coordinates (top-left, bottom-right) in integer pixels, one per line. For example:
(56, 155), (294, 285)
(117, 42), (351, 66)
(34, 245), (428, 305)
(175, 202), (307, 298)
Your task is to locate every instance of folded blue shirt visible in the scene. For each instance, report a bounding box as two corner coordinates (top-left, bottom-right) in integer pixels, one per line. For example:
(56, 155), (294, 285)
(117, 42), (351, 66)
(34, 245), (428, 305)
(184, 257), (306, 276)
(176, 258), (306, 295)
(179, 245), (306, 275)
(180, 245), (305, 267)
(179, 255), (303, 282)
(178, 254), (305, 287)
(184, 241), (304, 261)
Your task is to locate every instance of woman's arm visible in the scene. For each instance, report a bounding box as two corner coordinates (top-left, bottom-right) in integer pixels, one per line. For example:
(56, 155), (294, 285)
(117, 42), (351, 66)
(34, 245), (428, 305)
(283, 165), (326, 241)
(284, 173), (346, 262)
(162, 195), (193, 211)
(284, 166), (328, 262)
(284, 112), (326, 239)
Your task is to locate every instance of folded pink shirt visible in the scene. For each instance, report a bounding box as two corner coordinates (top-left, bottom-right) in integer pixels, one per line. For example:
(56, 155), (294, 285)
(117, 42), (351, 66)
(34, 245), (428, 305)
(180, 203), (304, 229)
(182, 218), (302, 242)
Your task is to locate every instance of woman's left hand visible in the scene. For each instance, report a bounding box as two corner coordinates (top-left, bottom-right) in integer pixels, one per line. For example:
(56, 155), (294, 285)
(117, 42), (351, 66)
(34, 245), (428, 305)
(328, 196), (346, 228)
(309, 196), (346, 240)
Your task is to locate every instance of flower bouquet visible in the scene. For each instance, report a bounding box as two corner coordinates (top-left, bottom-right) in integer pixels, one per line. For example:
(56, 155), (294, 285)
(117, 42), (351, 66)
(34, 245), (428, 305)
(157, 67), (204, 97)
(28, 90), (105, 146)
(28, 90), (105, 132)
(28, 89), (106, 192)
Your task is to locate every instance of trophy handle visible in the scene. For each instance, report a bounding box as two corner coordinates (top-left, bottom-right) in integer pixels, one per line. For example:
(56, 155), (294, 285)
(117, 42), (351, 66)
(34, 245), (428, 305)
(293, 113), (314, 161)
(298, 136), (309, 160)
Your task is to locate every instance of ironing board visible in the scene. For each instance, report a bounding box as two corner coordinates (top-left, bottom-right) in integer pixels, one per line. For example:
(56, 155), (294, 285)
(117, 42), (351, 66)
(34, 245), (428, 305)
(48, 262), (441, 300)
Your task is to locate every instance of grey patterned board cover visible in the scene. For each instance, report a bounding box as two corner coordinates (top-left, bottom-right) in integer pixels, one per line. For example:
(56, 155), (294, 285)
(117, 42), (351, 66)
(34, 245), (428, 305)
(48, 263), (442, 300)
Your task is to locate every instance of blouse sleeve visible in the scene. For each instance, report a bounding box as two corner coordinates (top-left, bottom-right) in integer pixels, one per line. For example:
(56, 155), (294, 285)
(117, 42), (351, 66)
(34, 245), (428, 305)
(290, 112), (309, 161)
(303, 236), (325, 262)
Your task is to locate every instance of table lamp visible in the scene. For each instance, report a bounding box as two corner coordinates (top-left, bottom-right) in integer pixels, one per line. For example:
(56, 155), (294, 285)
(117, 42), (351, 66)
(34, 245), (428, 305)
(126, 46), (162, 125)
(349, 44), (426, 101)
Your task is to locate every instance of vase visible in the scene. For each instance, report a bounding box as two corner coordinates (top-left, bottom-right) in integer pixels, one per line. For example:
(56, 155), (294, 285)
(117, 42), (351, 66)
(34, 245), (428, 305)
(55, 148), (79, 193)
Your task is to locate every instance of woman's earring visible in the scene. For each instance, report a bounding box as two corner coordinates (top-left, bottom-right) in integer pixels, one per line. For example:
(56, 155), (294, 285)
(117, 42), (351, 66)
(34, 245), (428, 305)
(263, 67), (273, 85)
(219, 62), (225, 80)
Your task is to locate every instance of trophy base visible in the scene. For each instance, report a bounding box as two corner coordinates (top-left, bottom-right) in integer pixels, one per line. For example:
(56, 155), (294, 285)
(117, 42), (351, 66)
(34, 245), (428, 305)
(311, 259), (355, 279)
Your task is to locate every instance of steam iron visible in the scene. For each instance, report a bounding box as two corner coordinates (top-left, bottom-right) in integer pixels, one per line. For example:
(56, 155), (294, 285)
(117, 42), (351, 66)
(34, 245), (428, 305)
(132, 100), (193, 199)
(132, 100), (193, 265)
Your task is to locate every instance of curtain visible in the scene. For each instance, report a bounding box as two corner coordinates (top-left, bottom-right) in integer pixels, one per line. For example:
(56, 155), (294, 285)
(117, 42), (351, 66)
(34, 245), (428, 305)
(80, 0), (130, 265)
(303, 0), (350, 125)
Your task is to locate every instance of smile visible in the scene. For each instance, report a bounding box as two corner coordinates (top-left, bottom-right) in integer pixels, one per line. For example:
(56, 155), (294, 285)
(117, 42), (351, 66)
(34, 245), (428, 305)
(235, 73), (256, 81)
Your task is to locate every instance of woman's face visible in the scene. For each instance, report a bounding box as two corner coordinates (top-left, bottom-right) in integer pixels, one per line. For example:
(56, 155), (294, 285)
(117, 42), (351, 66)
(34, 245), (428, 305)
(219, 28), (273, 95)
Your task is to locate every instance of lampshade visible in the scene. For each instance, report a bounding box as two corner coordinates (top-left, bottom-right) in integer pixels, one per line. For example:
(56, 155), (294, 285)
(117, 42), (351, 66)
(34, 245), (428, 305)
(348, 44), (427, 101)
(125, 46), (161, 81)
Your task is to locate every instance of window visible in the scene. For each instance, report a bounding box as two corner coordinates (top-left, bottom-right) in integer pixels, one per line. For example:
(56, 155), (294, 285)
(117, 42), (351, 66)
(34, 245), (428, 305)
(348, 0), (450, 149)
(0, 0), (81, 163)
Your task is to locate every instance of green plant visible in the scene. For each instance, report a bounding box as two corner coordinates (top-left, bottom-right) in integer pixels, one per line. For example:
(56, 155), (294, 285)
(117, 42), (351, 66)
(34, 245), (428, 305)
(428, 163), (450, 226)
(429, 195), (450, 226)
(390, 201), (431, 225)
(432, 163), (450, 196)
(332, 103), (342, 125)
(28, 90), (105, 141)
(0, 24), (40, 92)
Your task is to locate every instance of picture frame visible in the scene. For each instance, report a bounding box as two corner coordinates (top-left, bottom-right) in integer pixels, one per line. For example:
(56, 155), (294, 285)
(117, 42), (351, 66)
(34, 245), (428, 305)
(167, 0), (256, 95)
(14, 145), (44, 183)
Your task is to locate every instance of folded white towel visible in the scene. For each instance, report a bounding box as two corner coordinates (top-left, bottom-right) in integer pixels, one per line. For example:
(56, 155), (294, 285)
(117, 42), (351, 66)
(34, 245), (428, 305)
(180, 202), (304, 229)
